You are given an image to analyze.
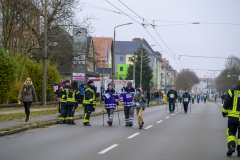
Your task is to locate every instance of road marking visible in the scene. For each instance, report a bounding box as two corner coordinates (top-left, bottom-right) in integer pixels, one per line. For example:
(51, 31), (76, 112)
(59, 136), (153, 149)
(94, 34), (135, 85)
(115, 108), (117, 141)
(98, 144), (119, 154)
(171, 114), (175, 115)
(145, 125), (153, 129)
(127, 133), (140, 139)
(156, 120), (163, 123)
(165, 116), (170, 119)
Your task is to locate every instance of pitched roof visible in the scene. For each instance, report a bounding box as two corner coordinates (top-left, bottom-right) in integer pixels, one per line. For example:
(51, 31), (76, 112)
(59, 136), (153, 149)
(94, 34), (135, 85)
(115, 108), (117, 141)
(115, 41), (140, 54)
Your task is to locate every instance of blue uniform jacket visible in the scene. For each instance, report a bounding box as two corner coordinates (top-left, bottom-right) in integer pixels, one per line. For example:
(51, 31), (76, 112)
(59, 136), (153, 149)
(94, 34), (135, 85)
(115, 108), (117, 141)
(103, 89), (118, 109)
(182, 92), (191, 104)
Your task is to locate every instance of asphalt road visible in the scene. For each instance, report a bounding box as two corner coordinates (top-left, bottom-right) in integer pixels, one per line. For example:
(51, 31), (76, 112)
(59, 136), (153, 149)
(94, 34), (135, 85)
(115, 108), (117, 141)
(0, 101), (235, 160)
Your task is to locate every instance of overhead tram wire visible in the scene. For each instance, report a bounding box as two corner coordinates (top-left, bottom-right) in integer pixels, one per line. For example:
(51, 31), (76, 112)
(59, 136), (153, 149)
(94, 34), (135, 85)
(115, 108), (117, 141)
(105, 0), (176, 60)
(81, 2), (240, 26)
(178, 55), (239, 59)
(118, 0), (183, 69)
(105, 0), (142, 25)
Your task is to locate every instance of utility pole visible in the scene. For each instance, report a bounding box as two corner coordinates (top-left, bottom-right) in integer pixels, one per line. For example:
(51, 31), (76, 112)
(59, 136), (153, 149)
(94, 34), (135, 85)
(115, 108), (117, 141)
(42, 0), (48, 106)
(161, 73), (163, 91)
(140, 40), (143, 87)
(100, 36), (103, 104)
(133, 52), (135, 87)
(112, 30), (115, 88)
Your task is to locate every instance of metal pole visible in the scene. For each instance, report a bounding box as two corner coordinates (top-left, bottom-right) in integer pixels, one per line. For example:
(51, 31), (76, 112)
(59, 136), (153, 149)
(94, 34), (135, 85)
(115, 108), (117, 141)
(161, 73), (163, 90)
(42, 0), (47, 106)
(100, 37), (103, 104)
(112, 29), (116, 89)
(140, 41), (143, 87)
(133, 52), (135, 86)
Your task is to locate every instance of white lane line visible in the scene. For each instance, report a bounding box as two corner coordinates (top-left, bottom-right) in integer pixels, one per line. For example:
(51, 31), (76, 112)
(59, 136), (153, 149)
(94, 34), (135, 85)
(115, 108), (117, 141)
(172, 114), (175, 115)
(98, 144), (119, 154)
(127, 133), (140, 139)
(156, 120), (163, 123)
(145, 125), (153, 129)
(165, 116), (170, 119)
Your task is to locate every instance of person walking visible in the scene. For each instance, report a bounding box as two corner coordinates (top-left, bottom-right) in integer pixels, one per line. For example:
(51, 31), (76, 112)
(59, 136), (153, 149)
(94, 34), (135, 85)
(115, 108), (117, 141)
(167, 87), (178, 113)
(59, 80), (71, 124)
(102, 83), (119, 126)
(203, 94), (207, 104)
(158, 89), (163, 103)
(214, 95), (217, 102)
(182, 89), (191, 113)
(146, 91), (150, 107)
(178, 92), (183, 104)
(132, 88), (148, 129)
(120, 82), (135, 127)
(221, 93), (226, 104)
(18, 77), (38, 122)
(66, 81), (80, 125)
(83, 80), (96, 126)
(154, 90), (159, 102)
(191, 94), (195, 104)
(197, 94), (201, 103)
(222, 76), (240, 157)
(78, 82), (85, 104)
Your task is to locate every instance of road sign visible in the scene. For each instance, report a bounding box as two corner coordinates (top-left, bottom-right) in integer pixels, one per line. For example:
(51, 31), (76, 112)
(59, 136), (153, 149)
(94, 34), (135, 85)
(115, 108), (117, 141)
(73, 73), (85, 77)
(73, 77), (85, 81)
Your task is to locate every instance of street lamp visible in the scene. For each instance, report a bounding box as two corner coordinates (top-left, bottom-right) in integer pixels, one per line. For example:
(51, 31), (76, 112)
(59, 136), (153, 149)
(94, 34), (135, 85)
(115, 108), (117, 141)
(112, 22), (133, 88)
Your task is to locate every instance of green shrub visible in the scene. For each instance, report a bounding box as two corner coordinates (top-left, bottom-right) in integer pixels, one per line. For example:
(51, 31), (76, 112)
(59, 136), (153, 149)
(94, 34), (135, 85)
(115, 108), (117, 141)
(0, 49), (61, 103)
(0, 49), (19, 104)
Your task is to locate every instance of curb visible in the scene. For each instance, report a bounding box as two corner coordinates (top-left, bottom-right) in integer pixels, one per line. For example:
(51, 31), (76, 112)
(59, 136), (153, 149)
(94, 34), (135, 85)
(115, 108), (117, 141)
(0, 104), (161, 137)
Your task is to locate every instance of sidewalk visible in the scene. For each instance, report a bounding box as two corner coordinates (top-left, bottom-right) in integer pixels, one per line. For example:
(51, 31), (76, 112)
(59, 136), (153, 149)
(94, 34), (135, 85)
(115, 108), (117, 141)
(0, 102), (164, 132)
(0, 106), (125, 131)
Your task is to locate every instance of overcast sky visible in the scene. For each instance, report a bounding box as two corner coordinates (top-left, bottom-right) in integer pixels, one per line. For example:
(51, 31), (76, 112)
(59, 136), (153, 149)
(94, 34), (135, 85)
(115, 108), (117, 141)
(77, 0), (240, 78)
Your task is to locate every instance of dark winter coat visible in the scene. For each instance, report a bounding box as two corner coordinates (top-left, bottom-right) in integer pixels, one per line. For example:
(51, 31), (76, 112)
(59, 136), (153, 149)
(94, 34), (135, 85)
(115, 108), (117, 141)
(182, 92), (191, 104)
(167, 90), (178, 99)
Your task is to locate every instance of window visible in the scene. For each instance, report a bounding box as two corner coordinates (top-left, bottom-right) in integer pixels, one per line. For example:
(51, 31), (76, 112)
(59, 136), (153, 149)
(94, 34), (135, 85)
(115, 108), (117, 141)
(128, 57), (132, 62)
(120, 67), (123, 72)
(120, 57), (124, 61)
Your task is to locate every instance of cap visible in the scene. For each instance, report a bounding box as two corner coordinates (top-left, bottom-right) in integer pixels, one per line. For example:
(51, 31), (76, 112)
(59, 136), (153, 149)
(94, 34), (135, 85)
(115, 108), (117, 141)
(127, 82), (132, 86)
(108, 83), (112, 86)
(65, 80), (70, 83)
(88, 80), (94, 84)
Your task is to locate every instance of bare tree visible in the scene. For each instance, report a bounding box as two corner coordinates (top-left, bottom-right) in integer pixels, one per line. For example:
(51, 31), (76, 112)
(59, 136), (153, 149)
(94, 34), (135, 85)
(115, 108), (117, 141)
(215, 55), (240, 93)
(176, 69), (198, 91)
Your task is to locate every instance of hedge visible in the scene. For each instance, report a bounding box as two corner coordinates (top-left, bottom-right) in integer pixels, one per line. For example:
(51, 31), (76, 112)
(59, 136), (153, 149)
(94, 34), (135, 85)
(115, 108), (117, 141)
(0, 49), (61, 104)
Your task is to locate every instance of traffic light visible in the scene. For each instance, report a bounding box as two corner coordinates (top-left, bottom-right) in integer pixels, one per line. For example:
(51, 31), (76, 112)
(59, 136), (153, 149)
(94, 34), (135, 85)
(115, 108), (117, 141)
(227, 72), (230, 78)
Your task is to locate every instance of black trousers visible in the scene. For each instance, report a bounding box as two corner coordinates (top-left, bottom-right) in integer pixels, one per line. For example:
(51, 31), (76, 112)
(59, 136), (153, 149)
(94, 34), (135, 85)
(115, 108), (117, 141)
(179, 98), (182, 103)
(227, 121), (240, 150)
(58, 102), (61, 113)
(197, 99), (200, 103)
(204, 99), (206, 103)
(80, 95), (84, 104)
(183, 104), (188, 113)
(23, 101), (32, 118)
(60, 103), (69, 121)
(68, 105), (75, 122)
(169, 100), (175, 112)
(192, 100), (194, 104)
(83, 104), (93, 123)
